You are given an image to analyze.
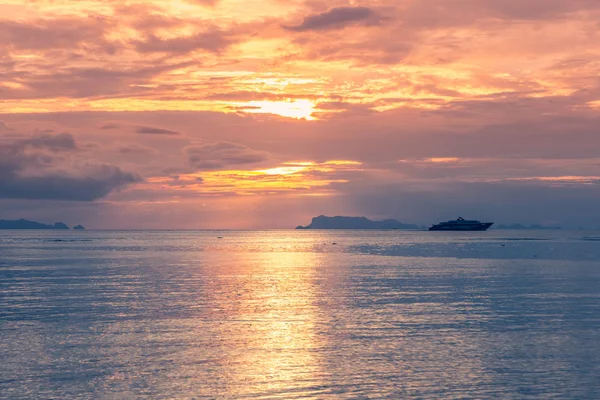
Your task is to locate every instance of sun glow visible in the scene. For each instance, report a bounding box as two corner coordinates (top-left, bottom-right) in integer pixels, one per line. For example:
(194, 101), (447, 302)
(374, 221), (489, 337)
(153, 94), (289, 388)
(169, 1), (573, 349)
(258, 166), (309, 175)
(243, 100), (316, 120)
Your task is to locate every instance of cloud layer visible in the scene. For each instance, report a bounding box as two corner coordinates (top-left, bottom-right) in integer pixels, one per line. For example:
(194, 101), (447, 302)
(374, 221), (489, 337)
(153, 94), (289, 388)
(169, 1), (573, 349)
(1, 0), (600, 227)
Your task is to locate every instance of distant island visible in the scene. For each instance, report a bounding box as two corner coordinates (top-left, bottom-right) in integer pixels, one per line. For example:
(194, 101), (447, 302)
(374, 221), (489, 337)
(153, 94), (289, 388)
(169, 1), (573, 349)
(495, 223), (562, 230)
(296, 215), (419, 230)
(0, 219), (85, 230)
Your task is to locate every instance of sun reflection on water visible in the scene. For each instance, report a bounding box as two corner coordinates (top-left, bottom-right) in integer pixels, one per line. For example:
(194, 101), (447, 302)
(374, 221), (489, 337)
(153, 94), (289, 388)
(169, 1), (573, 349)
(200, 250), (326, 398)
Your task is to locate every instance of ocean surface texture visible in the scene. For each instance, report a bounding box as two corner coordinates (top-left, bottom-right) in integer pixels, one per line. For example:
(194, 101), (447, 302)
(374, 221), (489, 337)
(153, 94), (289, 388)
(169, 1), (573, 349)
(1, 230), (599, 399)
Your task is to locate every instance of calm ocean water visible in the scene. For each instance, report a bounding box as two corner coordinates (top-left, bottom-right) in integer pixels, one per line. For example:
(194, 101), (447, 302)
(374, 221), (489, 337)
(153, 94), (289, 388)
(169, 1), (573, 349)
(1, 230), (600, 399)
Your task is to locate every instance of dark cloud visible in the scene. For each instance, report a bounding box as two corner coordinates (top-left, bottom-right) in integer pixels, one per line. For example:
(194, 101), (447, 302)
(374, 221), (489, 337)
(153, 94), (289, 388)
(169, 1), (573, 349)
(0, 166), (140, 201)
(100, 123), (121, 130)
(26, 133), (78, 151)
(185, 142), (269, 170)
(135, 126), (179, 135)
(284, 7), (379, 32)
(0, 132), (77, 156)
(117, 144), (156, 154)
(0, 133), (140, 201)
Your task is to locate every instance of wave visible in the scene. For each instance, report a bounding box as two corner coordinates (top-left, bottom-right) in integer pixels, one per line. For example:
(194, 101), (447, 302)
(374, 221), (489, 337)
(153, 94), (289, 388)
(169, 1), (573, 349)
(581, 237), (600, 241)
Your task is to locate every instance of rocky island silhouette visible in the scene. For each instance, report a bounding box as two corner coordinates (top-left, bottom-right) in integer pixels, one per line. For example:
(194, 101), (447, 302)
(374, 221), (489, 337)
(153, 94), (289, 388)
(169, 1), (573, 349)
(296, 215), (419, 230)
(0, 219), (85, 230)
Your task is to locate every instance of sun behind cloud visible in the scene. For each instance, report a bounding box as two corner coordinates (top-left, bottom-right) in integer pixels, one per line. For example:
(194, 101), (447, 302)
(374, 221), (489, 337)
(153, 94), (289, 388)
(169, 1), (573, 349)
(241, 100), (317, 120)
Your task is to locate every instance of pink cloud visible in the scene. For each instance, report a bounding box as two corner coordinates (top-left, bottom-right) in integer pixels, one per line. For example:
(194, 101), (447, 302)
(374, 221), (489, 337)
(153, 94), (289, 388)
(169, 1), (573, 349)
(185, 142), (270, 170)
(2, 0), (600, 227)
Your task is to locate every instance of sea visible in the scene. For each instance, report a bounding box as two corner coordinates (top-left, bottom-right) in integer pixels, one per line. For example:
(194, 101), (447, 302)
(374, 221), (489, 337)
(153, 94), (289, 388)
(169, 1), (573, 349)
(1, 229), (599, 399)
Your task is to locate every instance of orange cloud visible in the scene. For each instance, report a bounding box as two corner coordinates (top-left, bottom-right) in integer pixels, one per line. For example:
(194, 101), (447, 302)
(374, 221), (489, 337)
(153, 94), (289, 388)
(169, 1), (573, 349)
(1, 0), (599, 120)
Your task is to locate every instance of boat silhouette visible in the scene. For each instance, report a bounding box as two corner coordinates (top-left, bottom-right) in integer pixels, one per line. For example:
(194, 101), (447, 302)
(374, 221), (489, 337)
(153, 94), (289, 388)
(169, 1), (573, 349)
(429, 217), (494, 231)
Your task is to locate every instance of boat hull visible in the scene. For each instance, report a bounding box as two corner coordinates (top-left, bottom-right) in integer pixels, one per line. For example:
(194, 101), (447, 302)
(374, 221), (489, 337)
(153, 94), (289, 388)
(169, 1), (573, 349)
(429, 222), (493, 231)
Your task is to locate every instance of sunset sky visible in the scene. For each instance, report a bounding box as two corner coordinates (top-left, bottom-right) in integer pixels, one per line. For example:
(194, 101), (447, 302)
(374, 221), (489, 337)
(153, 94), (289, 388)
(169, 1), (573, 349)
(1, 0), (600, 228)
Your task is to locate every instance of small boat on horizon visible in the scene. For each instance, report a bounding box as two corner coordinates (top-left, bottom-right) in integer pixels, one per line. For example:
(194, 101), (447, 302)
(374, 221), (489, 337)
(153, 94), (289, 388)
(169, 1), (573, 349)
(429, 217), (494, 231)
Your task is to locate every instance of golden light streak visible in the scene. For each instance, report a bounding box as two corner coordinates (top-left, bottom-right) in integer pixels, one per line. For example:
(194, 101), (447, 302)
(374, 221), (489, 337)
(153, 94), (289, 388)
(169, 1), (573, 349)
(588, 100), (600, 109)
(143, 160), (364, 196)
(424, 158), (461, 163)
(323, 160), (363, 166)
(283, 161), (318, 166)
(258, 166), (309, 175)
(507, 176), (600, 183)
(0, 82), (25, 89)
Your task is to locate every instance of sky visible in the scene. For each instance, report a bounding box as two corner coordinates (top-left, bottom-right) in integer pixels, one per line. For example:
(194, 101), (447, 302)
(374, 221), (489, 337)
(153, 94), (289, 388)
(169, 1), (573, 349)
(1, 0), (600, 229)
